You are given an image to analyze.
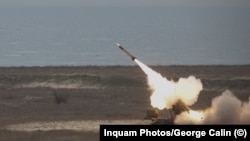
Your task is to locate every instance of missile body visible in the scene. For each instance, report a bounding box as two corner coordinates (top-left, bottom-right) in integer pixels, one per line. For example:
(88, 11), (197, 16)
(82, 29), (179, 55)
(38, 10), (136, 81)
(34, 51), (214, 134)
(116, 43), (136, 61)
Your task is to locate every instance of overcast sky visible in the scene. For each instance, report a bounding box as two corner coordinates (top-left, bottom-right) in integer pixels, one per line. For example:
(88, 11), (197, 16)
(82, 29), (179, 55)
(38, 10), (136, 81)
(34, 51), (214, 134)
(1, 0), (250, 7)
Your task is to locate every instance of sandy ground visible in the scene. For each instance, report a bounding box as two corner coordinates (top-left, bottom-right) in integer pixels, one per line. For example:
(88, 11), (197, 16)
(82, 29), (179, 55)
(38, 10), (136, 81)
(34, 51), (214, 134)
(0, 65), (249, 141)
(5, 120), (151, 132)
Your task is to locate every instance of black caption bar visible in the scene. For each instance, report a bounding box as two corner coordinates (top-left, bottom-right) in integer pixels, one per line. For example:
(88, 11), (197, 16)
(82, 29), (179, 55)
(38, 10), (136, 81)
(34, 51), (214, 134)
(100, 125), (250, 141)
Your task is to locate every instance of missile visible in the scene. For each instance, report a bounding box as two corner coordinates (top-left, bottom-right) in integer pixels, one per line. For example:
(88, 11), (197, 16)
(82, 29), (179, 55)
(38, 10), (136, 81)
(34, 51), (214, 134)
(116, 43), (136, 61)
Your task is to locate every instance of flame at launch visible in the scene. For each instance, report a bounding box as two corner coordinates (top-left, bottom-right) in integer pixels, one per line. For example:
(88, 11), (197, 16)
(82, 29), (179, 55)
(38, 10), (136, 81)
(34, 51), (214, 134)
(174, 110), (204, 124)
(189, 110), (203, 121)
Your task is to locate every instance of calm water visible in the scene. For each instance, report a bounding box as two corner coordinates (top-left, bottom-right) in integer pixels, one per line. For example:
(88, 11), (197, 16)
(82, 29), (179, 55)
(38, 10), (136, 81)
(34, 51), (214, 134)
(0, 6), (249, 66)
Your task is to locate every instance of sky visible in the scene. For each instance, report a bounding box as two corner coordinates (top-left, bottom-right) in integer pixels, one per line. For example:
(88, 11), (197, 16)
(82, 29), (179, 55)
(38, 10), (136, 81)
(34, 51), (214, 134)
(1, 0), (250, 7)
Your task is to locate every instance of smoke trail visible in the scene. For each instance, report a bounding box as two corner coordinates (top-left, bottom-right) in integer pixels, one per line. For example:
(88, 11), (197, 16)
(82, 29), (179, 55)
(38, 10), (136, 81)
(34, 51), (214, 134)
(134, 59), (250, 124)
(134, 59), (203, 110)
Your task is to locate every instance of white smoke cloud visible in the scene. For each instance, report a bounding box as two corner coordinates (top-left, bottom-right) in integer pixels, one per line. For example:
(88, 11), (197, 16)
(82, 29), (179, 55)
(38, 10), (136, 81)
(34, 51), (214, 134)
(134, 59), (203, 109)
(241, 97), (250, 124)
(175, 76), (203, 106)
(134, 59), (250, 124)
(175, 90), (250, 124)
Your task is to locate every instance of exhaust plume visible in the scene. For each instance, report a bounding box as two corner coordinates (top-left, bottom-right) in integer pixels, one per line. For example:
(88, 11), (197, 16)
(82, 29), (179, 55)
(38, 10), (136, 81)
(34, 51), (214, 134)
(134, 59), (203, 110)
(134, 59), (250, 124)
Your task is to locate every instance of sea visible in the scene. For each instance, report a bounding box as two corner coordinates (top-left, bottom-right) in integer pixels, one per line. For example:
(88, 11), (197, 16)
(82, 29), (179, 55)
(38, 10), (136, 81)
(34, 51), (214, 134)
(0, 6), (249, 66)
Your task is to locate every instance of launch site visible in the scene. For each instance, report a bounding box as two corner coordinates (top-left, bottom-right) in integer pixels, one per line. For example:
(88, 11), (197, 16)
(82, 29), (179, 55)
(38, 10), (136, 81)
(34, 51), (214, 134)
(0, 44), (249, 140)
(1, 0), (250, 140)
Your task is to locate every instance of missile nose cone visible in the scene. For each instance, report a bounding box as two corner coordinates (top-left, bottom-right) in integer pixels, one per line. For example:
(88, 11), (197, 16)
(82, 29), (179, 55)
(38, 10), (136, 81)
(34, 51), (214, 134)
(116, 43), (121, 47)
(116, 43), (124, 50)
